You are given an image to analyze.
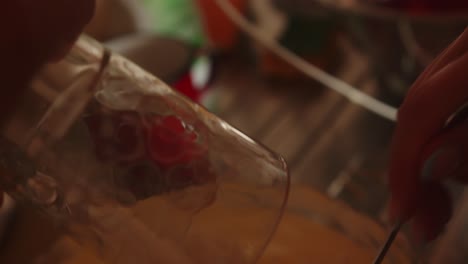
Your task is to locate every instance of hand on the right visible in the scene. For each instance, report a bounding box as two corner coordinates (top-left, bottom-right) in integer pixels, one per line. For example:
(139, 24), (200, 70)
(388, 27), (468, 241)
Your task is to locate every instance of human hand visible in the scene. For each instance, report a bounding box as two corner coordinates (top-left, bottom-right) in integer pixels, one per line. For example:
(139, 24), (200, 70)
(388, 27), (468, 241)
(0, 0), (95, 207)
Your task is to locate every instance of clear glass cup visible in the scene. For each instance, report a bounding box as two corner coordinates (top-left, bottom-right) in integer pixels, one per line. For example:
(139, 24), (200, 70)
(0, 35), (289, 264)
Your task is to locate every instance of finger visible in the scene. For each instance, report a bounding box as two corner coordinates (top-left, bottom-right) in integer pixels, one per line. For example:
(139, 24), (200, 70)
(424, 27), (468, 79)
(410, 183), (452, 242)
(408, 27), (468, 93)
(0, 0), (95, 127)
(388, 42), (468, 221)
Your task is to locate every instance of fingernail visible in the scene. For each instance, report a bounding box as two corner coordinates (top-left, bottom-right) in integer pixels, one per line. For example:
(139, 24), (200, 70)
(421, 147), (461, 181)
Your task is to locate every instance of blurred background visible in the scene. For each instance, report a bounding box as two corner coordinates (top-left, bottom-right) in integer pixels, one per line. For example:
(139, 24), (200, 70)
(0, 0), (467, 263)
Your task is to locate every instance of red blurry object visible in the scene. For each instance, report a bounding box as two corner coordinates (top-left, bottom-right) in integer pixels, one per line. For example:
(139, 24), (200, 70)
(173, 72), (201, 102)
(86, 110), (211, 200)
(147, 115), (203, 168)
(377, 0), (468, 13)
(172, 55), (215, 104)
(195, 0), (247, 51)
(85, 108), (205, 169)
(424, 0), (468, 11)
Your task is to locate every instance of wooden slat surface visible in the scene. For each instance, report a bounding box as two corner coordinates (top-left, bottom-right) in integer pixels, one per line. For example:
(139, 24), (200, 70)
(212, 42), (395, 218)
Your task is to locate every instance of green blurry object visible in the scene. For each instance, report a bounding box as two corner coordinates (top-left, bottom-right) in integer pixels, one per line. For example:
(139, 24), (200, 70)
(142, 0), (206, 47)
(279, 16), (337, 56)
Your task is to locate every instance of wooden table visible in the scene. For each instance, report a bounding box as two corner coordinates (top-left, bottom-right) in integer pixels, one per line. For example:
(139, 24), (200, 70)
(212, 40), (395, 217)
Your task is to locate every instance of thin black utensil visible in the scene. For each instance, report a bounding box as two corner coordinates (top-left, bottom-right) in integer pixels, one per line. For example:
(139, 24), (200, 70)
(373, 221), (404, 264)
